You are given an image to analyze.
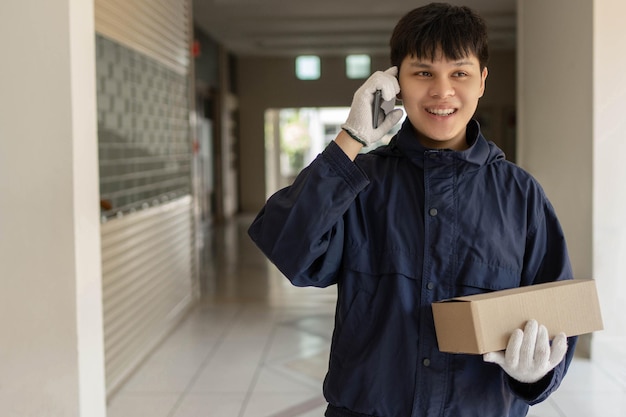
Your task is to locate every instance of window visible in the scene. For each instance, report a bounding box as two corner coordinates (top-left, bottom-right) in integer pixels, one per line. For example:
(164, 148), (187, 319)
(346, 54), (371, 79)
(295, 55), (321, 80)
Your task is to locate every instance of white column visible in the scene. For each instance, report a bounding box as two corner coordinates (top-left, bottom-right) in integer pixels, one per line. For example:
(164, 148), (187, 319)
(0, 0), (106, 416)
(518, 0), (626, 360)
(517, 0), (593, 281)
(592, 0), (626, 363)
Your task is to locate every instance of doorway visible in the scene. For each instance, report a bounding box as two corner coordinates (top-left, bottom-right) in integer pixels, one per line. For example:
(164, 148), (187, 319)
(264, 107), (403, 197)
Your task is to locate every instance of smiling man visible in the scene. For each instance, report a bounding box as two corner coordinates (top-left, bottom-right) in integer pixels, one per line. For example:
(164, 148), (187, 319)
(249, 3), (577, 417)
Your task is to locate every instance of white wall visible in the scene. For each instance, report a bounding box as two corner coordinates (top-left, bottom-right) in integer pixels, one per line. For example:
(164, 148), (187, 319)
(0, 0), (106, 415)
(592, 0), (626, 363)
(518, 0), (626, 361)
(517, 0), (593, 282)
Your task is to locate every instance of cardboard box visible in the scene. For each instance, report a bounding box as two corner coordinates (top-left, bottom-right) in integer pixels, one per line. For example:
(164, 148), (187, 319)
(432, 279), (603, 354)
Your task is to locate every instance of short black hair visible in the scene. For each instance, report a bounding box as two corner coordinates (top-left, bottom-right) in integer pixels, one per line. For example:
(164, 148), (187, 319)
(390, 2), (489, 70)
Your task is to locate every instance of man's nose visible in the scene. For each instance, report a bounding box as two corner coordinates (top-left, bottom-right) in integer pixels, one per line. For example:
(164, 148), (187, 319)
(430, 77), (454, 98)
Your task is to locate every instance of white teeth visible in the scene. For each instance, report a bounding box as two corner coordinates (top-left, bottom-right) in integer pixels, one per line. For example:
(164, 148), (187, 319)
(427, 108), (456, 116)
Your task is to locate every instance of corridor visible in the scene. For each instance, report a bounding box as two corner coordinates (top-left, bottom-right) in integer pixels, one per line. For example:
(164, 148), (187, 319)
(107, 217), (626, 417)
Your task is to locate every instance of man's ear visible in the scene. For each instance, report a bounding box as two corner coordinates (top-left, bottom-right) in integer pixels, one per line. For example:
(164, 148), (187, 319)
(479, 67), (488, 98)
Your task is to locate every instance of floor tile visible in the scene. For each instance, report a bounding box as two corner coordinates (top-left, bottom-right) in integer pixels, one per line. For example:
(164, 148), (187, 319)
(264, 318), (329, 363)
(107, 393), (180, 417)
(189, 339), (267, 393)
(281, 349), (329, 384)
(171, 393), (246, 417)
(242, 393), (325, 417)
(252, 366), (320, 393)
(299, 405), (330, 417)
(527, 398), (563, 417)
(557, 358), (624, 393)
(551, 391), (626, 417)
(119, 359), (198, 394)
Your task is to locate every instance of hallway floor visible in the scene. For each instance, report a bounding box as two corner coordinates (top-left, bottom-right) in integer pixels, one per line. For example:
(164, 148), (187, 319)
(107, 217), (626, 417)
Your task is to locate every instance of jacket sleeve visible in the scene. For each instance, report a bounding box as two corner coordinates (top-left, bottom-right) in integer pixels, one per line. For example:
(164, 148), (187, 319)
(248, 141), (369, 288)
(509, 195), (578, 404)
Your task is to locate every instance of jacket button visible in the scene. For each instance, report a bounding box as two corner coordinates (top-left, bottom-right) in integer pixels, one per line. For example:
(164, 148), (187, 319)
(423, 358), (431, 367)
(427, 282), (434, 290)
(429, 208), (438, 216)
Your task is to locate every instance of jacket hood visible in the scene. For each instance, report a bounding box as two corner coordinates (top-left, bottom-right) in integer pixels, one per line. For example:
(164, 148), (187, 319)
(372, 118), (505, 170)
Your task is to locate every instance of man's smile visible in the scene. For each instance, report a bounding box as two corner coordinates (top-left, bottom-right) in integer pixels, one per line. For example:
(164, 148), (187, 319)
(426, 107), (458, 116)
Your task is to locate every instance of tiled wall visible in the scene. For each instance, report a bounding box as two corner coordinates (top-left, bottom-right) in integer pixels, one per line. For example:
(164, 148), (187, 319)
(96, 35), (191, 218)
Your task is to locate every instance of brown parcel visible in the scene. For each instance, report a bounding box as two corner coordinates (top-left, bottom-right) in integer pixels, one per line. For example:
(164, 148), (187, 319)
(431, 279), (603, 355)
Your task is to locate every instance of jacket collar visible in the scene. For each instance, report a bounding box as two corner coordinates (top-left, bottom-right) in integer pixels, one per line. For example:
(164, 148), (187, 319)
(388, 118), (504, 170)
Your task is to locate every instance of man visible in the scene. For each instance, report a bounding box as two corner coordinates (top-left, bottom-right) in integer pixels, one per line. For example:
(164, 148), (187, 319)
(249, 3), (576, 416)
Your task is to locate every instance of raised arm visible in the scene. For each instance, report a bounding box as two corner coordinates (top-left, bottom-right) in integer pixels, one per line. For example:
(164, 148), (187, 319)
(248, 141), (368, 287)
(248, 67), (403, 287)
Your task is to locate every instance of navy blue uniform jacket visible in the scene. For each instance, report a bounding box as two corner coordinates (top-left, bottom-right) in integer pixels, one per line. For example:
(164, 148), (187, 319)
(248, 119), (577, 417)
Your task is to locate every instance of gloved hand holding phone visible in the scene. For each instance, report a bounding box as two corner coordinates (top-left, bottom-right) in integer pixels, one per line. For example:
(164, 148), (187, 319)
(341, 66), (404, 147)
(483, 320), (568, 384)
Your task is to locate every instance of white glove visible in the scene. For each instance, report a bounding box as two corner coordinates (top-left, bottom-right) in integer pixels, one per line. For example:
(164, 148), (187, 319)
(483, 320), (568, 384)
(341, 67), (404, 146)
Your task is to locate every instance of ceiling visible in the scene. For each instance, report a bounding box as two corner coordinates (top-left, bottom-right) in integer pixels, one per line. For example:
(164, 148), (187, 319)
(192, 0), (517, 57)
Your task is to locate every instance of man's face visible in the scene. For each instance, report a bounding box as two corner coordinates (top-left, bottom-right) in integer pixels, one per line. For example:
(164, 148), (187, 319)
(397, 52), (488, 150)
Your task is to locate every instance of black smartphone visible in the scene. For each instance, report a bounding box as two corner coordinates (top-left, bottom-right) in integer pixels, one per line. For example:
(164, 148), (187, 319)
(373, 90), (382, 128)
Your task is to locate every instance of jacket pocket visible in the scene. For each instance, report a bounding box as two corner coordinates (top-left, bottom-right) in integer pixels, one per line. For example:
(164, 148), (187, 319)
(331, 288), (374, 367)
(344, 246), (420, 281)
(453, 257), (521, 297)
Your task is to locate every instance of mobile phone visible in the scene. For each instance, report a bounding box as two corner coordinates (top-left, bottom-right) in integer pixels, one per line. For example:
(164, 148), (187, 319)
(373, 90), (382, 128)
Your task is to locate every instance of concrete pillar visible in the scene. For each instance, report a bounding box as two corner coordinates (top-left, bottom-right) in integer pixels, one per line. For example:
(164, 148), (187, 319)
(517, 0), (593, 281)
(518, 0), (626, 359)
(591, 0), (626, 363)
(0, 0), (106, 416)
